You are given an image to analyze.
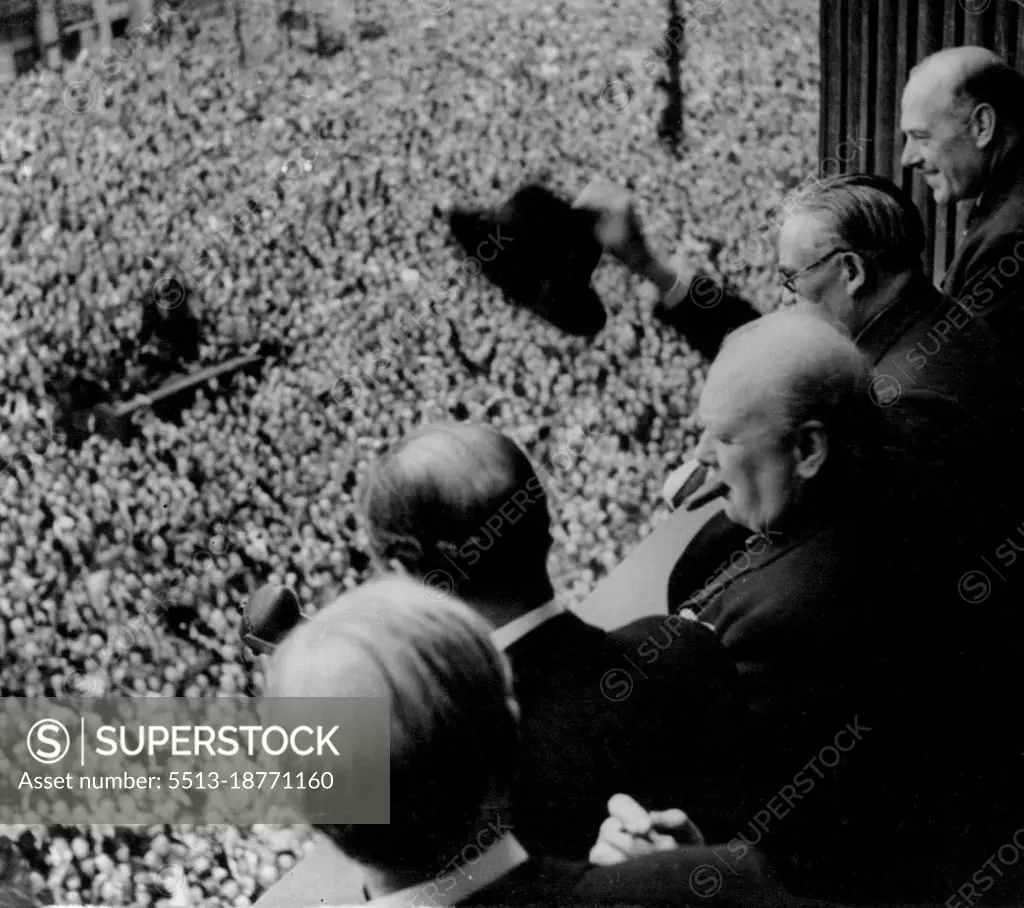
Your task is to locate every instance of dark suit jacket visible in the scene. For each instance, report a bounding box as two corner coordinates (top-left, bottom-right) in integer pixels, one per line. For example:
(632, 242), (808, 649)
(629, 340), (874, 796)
(252, 612), (748, 908)
(470, 846), (791, 906)
(668, 495), (895, 777)
(253, 841), (781, 908)
(941, 143), (1024, 352)
(254, 838), (1024, 908)
(472, 847), (1024, 907)
(506, 611), (748, 857)
(257, 842), (801, 908)
(856, 272), (1024, 805)
(855, 274), (1024, 577)
(666, 479), (1024, 901)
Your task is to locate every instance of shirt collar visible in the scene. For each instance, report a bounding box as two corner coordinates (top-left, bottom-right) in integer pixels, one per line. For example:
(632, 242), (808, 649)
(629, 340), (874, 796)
(489, 601), (565, 651)
(360, 834), (529, 908)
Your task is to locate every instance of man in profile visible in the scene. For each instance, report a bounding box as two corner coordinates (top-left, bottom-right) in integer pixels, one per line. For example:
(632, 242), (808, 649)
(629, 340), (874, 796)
(666, 307), (1017, 901)
(772, 173), (1024, 556)
(580, 46), (1024, 359)
(900, 46), (1024, 347)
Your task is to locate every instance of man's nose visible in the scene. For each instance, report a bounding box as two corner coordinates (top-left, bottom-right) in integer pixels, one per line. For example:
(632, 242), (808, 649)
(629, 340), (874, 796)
(900, 140), (919, 169)
(694, 429), (715, 466)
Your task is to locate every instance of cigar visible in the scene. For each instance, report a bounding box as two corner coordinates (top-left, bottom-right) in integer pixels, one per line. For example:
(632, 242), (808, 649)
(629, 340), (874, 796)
(685, 481), (729, 511)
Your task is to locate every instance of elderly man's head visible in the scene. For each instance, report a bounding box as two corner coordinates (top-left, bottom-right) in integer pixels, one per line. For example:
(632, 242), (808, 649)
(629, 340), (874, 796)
(900, 46), (1024, 204)
(266, 577), (518, 877)
(695, 309), (876, 533)
(364, 423), (554, 610)
(778, 175), (926, 332)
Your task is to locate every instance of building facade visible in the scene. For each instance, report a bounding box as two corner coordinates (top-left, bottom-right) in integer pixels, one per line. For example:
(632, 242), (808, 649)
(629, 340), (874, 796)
(0, 0), (226, 84)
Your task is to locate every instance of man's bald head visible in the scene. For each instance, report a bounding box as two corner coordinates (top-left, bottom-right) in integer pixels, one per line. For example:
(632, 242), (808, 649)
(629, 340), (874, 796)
(907, 47), (1004, 110)
(696, 309), (877, 531)
(364, 422), (554, 607)
(901, 47), (1024, 203)
(911, 47), (1024, 120)
(709, 308), (873, 433)
(266, 577), (518, 874)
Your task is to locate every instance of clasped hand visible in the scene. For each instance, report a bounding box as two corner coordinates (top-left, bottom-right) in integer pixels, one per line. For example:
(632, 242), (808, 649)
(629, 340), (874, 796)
(589, 793), (705, 866)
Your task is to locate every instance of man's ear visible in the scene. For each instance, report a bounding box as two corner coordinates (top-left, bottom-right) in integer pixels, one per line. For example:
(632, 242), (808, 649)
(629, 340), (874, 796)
(794, 420), (829, 479)
(970, 103), (998, 150)
(840, 251), (868, 297)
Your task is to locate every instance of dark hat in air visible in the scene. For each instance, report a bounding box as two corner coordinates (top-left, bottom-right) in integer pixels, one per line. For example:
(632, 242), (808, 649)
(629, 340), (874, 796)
(447, 183), (607, 337)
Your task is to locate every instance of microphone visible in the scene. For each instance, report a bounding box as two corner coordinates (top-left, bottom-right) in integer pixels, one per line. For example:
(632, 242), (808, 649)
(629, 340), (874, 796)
(242, 584), (305, 654)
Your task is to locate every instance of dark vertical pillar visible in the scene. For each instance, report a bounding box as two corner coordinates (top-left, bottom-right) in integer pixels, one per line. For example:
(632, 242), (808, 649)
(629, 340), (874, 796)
(912, 0), (942, 279)
(857, 0), (876, 172)
(844, 0), (863, 174)
(1018, 3), (1024, 70)
(894, 0), (914, 183)
(822, 0), (847, 171)
(992, 0), (1017, 68)
(876, 0), (899, 176)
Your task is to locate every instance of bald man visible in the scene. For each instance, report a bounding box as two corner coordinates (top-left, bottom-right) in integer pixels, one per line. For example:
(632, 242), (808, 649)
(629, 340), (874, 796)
(664, 310), (987, 901)
(900, 46), (1024, 351)
(264, 577), (786, 908)
(671, 310), (893, 712)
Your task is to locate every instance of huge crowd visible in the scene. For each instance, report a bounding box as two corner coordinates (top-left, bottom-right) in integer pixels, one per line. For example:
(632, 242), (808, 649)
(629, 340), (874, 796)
(11, 0), (1023, 907)
(260, 34), (1024, 904)
(0, 0), (816, 903)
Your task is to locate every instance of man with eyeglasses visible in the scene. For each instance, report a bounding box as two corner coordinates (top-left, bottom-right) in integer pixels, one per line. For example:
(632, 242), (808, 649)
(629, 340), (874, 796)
(578, 46), (1024, 360)
(583, 172), (1024, 528)
(586, 171), (1024, 896)
(775, 175), (1024, 587)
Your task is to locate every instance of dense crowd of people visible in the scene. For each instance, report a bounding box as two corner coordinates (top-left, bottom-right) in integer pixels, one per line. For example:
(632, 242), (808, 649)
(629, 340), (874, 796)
(254, 39), (1024, 908)
(10, 0), (1024, 906)
(0, 0), (816, 902)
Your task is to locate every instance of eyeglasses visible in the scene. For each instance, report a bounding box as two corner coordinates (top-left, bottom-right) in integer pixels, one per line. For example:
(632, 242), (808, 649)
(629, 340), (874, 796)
(779, 248), (850, 293)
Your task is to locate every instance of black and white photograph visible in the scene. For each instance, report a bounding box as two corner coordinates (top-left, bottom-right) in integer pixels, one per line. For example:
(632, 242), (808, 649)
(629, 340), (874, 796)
(2, 0), (1024, 905)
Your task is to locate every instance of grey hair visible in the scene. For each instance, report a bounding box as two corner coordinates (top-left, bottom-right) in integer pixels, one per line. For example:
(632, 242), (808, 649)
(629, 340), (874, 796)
(785, 174), (926, 273)
(719, 308), (881, 474)
(266, 576), (518, 875)
(362, 422), (551, 600)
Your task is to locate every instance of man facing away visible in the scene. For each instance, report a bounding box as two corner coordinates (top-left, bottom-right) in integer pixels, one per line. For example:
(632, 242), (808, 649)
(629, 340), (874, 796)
(264, 576), (789, 908)
(361, 422), (748, 858)
(252, 424), (749, 908)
